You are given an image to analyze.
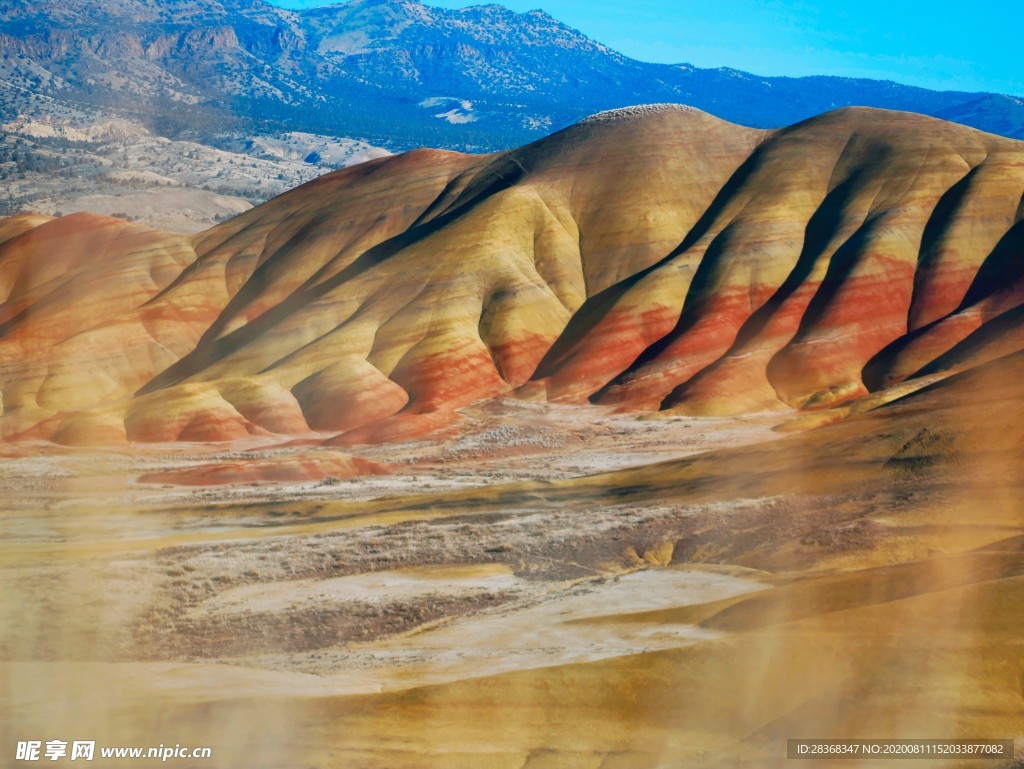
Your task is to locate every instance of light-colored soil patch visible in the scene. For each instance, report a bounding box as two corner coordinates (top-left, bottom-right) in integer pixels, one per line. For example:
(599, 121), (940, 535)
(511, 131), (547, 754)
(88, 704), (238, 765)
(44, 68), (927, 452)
(311, 568), (770, 691)
(192, 563), (528, 617)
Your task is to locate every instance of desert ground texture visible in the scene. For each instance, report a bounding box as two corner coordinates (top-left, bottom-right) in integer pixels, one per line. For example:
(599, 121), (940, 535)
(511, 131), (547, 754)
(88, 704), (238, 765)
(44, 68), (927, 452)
(2, 372), (1023, 768)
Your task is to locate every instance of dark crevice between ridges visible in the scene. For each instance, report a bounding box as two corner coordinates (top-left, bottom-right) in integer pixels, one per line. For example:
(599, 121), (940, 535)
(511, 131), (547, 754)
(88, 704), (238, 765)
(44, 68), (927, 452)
(916, 164), (983, 275)
(767, 213), (885, 362)
(593, 134), (895, 402)
(477, 285), (518, 386)
(906, 164), (983, 327)
(147, 156), (393, 308)
(862, 318), (940, 393)
(862, 219), (1024, 390)
(609, 219), (743, 377)
(911, 303), (1024, 381)
(135, 160), (530, 397)
(409, 152), (518, 229)
(761, 213), (895, 406)
(409, 167), (484, 229)
(177, 151), (487, 351)
(732, 172), (867, 350)
(531, 141), (773, 383)
(658, 173), (868, 409)
(193, 211), (363, 355)
(960, 218), (1024, 307)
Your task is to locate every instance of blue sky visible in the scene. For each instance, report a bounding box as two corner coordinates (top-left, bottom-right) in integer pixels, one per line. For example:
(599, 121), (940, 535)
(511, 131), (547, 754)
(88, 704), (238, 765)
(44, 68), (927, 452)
(269, 0), (1024, 96)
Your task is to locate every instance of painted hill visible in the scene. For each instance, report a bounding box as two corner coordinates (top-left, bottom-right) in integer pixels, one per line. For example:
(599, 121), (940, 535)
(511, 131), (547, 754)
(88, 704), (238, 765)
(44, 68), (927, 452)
(0, 105), (1022, 446)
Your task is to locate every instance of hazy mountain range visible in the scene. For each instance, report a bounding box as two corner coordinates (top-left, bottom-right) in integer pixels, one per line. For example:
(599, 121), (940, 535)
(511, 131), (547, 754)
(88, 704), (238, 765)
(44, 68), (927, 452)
(2, 0), (1023, 152)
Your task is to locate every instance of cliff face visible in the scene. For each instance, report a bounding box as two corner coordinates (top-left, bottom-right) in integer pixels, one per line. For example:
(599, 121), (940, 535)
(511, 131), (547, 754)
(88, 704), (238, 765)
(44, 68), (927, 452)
(1, 106), (1022, 446)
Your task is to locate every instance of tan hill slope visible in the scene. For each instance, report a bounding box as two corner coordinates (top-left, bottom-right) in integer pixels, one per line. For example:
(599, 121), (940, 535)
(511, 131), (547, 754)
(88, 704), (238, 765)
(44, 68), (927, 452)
(0, 105), (1022, 446)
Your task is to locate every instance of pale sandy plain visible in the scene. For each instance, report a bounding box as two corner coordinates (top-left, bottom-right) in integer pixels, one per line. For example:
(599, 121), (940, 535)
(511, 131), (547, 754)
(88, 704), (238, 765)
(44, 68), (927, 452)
(1, 385), (1022, 769)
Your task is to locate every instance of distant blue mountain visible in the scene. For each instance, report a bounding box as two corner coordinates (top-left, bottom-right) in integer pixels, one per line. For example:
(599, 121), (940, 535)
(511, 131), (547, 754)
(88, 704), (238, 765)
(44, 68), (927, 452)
(2, 0), (1021, 150)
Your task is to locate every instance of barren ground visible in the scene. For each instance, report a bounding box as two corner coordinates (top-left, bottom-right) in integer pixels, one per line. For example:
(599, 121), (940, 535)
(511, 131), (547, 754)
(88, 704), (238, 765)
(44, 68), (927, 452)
(1, 400), (1021, 769)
